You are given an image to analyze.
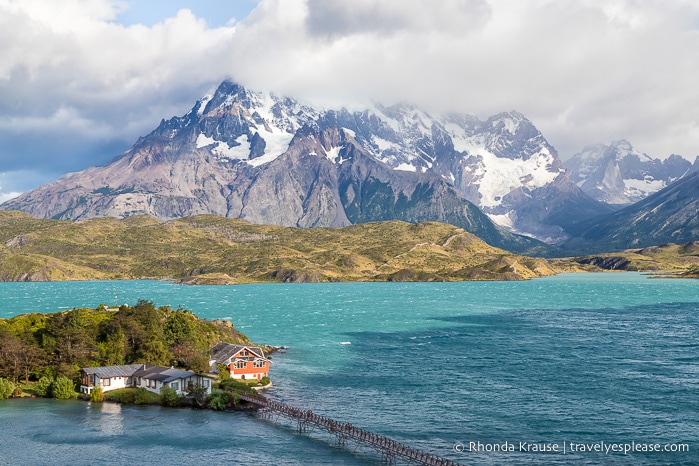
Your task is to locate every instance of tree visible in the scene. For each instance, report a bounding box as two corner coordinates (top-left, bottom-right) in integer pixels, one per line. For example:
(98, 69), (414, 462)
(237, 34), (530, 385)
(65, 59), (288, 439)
(185, 384), (209, 408)
(97, 328), (126, 365)
(0, 333), (21, 381)
(44, 310), (94, 370)
(164, 311), (195, 347)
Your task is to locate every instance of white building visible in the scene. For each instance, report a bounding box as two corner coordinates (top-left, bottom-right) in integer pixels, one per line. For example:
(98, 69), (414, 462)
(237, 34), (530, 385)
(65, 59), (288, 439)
(80, 364), (213, 396)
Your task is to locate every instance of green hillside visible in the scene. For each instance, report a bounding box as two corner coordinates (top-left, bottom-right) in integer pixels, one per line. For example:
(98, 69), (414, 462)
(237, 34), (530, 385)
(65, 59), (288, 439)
(0, 300), (252, 384)
(0, 211), (559, 283)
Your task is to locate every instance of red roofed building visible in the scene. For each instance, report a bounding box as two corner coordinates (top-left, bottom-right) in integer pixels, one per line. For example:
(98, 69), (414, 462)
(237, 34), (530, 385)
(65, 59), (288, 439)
(209, 342), (270, 381)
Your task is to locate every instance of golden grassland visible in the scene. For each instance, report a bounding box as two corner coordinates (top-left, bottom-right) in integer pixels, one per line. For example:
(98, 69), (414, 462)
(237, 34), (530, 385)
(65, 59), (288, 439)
(0, 211), (563, 283)
(0, 211), (696, 283)
(571, 242), (699, 277)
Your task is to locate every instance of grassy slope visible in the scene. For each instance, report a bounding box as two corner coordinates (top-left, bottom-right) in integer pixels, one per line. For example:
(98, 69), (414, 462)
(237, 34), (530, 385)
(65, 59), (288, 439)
(571, 242), (699, 275)
(2, 211), (695, 281)
(0, 211), (561, 282)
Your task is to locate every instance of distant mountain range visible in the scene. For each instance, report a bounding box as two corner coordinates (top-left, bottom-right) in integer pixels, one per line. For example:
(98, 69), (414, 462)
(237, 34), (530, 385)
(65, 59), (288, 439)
(1, 80), (697, 255)
(564, 139), (697, 205)
(562, 171), (699, 253)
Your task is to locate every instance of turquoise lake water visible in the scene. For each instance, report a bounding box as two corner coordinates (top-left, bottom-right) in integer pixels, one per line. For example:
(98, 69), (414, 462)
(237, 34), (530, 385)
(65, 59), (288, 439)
(0, 273), (697, 465)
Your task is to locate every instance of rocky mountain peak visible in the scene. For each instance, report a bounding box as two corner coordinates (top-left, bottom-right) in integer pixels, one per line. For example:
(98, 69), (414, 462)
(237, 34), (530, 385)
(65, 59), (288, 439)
(1, 79), (609, 246)
(564, 140), (694, 205)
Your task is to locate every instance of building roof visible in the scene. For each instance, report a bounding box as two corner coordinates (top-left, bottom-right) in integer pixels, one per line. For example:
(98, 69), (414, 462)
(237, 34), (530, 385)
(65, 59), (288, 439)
(82, 364), (200, 383)
(81, 364), (147, 379)
(210, 342), (266, 365)
(135, 366), (198, 383)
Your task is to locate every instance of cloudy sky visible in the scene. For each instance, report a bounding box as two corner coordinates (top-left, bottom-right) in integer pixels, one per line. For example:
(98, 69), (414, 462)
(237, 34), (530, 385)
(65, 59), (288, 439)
(1, 0), (698, 202)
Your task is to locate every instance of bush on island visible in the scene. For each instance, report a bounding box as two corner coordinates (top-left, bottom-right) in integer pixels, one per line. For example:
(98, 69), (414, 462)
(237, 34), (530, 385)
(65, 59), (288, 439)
(207, 390), (231, 411)
(218, 378), (256, 395)
(259, 376), (271, 386)
(52, 376), (78, 399)
(90, 385), (104, 402)
(0, 378), (15, 399)
(160, 386), (181, 408)
(135, 388), (158, 405)
(34, 376), (54, 397)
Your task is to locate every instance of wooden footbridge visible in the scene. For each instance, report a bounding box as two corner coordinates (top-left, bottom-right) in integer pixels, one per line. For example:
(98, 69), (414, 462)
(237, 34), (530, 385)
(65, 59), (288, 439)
(236, 391), (462, 466)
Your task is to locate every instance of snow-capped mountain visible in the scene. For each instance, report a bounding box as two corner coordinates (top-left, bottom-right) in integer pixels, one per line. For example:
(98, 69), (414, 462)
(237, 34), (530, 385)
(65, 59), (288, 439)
(1, 79), (609, 247)
(147, 81), (612, 241)
(562, 171), (699, 253)
(316, 105), (609, 242)
(563, 139), (694, 205)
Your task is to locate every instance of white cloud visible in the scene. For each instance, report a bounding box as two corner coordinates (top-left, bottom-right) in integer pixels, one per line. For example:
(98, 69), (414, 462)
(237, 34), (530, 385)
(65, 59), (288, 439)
(0, 191), (21, 204)
(0, 0), (238, 181)
(228, 0), (699, 159)
(1, 0), (698, 197)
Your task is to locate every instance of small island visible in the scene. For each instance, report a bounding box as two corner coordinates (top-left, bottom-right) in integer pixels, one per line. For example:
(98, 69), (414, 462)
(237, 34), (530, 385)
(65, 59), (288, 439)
(0, 300), (272, 410)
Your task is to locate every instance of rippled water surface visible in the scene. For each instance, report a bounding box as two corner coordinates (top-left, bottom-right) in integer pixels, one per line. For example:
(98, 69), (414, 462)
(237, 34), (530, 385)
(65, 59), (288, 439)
(0, 273), (697, 465)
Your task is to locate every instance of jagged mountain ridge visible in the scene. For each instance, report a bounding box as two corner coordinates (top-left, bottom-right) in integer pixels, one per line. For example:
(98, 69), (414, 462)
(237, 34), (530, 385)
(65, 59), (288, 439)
(0, 95), (548, 254)
(2, 79), (608, 248)
(564, 139), (696, 205)
(561, 171), (699, 254)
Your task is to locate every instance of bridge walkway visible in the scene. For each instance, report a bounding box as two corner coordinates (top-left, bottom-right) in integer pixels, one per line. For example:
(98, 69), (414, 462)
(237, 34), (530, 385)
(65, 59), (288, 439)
(236, 391), (462, 466)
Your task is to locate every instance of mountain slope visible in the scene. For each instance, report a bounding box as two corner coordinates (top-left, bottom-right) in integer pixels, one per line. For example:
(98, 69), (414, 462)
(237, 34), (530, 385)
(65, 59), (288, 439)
(1, 114), (547, 254)
(564, 140), (694, 205)
(1, 80), (605, 246)
(318, 105), (609, 242)
(561, 171), (699, 253)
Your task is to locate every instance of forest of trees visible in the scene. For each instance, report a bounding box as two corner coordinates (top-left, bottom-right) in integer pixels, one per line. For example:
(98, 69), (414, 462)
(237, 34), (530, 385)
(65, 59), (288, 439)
(0, 300), (254, 386)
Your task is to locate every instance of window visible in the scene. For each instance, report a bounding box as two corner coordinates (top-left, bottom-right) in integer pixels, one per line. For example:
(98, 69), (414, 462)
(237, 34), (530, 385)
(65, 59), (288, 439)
(102, 378), (111, 387)
(202, 379), (210, 388)
(170, 382), (179, 391)
(254, 360), (266, 368)
(234, 360), (246, 369)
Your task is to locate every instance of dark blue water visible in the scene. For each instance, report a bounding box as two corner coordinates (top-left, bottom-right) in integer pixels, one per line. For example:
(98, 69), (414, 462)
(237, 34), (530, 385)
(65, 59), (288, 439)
(0, 273), (697, 465)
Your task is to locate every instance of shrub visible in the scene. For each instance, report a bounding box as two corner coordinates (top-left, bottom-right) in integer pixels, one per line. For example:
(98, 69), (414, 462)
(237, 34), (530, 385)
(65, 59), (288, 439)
(184, 384), (208, 409)
(259, 376), (271, 386)
(207, 390), (231, 411)
(218, 378), (256, 394)
(90, 385), (104, 402)
(160, 386), (181, 407)
(134, 388), (159, 405)
(12, 386), (23, 398)
(35, 376), (54, 397)
(216, 363), (230, 382)
(105, 388), (136, 404)
(0, 378), (15, 399)
(52, 376), (78, 399)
